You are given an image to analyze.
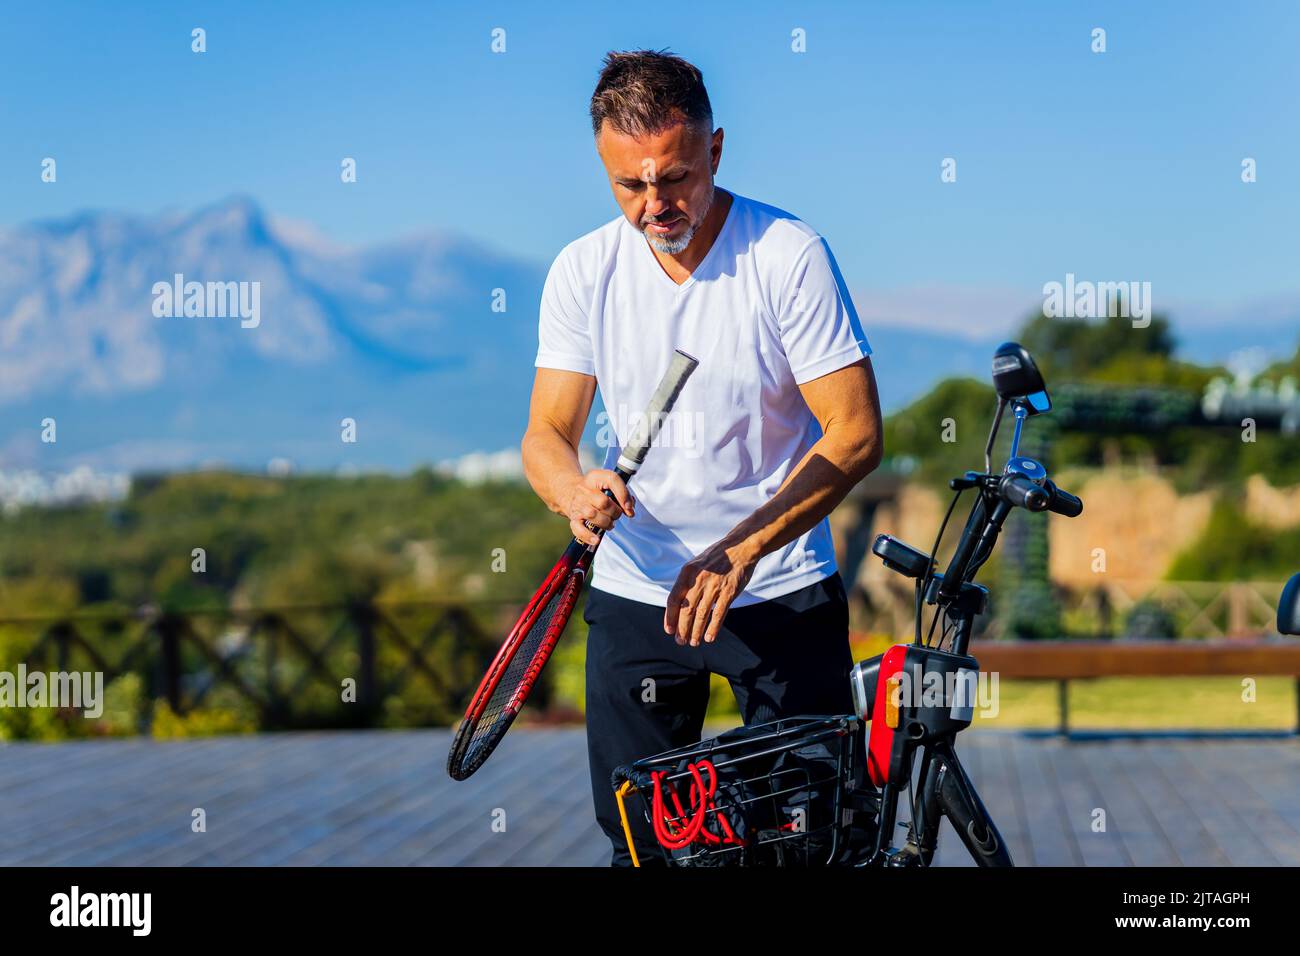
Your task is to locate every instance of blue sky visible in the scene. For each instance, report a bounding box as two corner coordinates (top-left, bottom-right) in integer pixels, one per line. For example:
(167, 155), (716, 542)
(3, 0), (1298, 346)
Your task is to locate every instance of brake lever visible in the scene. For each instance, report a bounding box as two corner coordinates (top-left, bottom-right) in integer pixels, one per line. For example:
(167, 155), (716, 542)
(949, 472), (984, 491)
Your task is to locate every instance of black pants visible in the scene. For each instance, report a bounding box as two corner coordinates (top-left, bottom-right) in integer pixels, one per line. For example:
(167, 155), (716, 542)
(583, 573), (854, 867)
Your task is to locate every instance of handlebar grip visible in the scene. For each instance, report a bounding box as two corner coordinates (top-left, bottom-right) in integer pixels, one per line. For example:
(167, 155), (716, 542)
(1000, 473), (1049, 512)
(1043, 479), (1084, 518)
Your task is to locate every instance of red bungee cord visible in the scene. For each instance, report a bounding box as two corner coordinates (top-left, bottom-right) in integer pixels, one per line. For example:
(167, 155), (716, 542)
(650, 759), (743, 851)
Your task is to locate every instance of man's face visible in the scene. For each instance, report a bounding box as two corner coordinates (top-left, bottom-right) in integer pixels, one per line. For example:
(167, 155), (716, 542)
(595, 119), (723, 254)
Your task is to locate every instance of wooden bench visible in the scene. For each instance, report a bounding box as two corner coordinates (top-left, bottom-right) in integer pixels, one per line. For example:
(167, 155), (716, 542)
(967, 639), (1300, 736)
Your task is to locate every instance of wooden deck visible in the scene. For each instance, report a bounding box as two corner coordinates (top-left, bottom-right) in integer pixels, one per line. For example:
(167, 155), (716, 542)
(1, 729), (1297, 866)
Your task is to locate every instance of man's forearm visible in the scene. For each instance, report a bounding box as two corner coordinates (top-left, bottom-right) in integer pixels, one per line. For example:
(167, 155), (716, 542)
(720, 427), (882, 563)
(521, 426), (584, 516)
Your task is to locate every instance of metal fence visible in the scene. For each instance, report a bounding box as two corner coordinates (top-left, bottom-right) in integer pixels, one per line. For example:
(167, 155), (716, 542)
(6, 580), (1288, 735)
(854, 579), (1290, 643)
(5, 601), (503, 730)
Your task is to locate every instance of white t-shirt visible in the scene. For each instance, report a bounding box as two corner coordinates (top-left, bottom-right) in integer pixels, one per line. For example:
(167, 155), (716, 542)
(535, 189), (871, 607)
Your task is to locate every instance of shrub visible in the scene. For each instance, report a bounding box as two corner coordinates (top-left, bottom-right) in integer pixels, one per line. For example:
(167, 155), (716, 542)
(1122, 600), (1178, 640)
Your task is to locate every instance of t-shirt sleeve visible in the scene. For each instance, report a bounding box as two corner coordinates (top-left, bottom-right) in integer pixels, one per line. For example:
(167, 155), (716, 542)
(535, 249), (596, 376)
(776, 235), (872, 385)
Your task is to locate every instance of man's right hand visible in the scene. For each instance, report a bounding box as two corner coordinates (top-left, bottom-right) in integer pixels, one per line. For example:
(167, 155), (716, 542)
(562, 469), (635, 546)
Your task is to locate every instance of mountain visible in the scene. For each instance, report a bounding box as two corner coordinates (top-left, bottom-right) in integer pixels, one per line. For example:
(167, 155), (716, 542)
(0, 197), (545, 472)
(0, 198), (1292, 474)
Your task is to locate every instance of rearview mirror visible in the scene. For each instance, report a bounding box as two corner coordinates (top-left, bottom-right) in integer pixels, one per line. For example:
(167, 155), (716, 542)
(1280, 573), (1300, 636)
(992, 342), (1051, 413)
(1023, 389), (1052, 414)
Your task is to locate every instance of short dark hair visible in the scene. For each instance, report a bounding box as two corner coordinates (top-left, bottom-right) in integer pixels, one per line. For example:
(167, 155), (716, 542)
(589, 49), (713, 138)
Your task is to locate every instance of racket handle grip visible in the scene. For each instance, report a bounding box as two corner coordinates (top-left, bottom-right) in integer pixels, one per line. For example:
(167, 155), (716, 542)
(615, 349), (699, 476)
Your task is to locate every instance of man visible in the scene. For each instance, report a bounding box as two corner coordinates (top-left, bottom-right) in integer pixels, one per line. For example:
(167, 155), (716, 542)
(522, 49), (883, 866)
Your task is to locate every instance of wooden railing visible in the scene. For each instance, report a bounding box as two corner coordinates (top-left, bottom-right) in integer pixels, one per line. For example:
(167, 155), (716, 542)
(970, 639), (1300, 735)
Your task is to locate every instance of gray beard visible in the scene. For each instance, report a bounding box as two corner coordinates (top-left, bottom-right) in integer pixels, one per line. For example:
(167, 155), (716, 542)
(644, 187), (713, 255)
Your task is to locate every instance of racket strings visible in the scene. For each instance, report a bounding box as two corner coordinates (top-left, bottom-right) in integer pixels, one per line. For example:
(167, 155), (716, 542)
(465, 574), (578, 758)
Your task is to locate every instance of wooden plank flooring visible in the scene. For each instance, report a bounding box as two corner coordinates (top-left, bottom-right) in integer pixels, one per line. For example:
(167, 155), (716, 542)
(0, 729), (1295, 866)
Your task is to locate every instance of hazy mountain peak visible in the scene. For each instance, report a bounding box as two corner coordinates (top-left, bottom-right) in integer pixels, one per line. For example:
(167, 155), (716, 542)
(177, 194), (272, 248)
(0, 199), (546, 472)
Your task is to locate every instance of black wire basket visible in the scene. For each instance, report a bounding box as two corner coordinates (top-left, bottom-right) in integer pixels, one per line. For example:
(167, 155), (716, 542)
(612, 714), (879, 867)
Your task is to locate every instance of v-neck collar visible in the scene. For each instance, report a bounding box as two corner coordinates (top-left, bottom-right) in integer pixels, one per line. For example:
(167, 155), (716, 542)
(634, 188), (737, 294)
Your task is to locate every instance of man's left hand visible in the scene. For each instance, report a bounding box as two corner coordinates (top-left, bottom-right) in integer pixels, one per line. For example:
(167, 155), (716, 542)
(664, 538), (759, 646)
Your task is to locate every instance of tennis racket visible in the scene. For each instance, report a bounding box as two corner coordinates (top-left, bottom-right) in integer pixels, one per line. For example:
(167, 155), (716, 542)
(447, 348), (699, 780)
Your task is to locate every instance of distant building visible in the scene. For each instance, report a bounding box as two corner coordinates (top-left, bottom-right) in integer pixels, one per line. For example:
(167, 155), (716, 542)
(436, 445), (601, 485)
(0, 466), (131, 514)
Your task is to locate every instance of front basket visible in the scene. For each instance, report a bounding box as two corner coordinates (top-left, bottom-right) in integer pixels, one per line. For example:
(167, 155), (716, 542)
(612, 714), (877, 867)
